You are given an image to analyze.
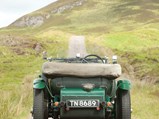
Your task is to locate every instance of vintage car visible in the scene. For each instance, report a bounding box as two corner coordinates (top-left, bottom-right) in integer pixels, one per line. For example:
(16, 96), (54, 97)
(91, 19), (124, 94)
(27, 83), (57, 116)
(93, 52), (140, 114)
(33, 54), (131, 119)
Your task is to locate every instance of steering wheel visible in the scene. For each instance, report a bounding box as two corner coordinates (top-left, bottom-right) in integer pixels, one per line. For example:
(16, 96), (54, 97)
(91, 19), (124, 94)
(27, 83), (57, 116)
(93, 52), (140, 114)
(81, 54), (104, 63)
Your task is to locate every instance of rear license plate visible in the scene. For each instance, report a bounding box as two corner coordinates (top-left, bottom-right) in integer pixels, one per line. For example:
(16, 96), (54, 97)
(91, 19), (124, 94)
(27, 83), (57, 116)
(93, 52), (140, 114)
(66, 100), (99, 108)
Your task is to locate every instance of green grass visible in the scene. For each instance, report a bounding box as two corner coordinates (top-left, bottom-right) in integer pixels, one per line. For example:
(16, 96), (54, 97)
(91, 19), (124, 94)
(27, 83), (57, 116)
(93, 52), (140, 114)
(35, 30), (70, 57)
(131, 82), (159, 119)
(102, 29), (159, 81)
(0, 54), (41, 118)
(0, 28), (69, 119)
(0, 75), (35, 119)
(104, 29), (159, 51)
(86, 28), (159, 81)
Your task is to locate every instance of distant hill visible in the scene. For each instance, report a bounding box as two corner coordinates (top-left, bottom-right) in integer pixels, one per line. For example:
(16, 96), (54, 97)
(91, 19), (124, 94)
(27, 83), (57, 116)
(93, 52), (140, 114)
(9, 0), (159, 32)
(10, 0), (87, 27)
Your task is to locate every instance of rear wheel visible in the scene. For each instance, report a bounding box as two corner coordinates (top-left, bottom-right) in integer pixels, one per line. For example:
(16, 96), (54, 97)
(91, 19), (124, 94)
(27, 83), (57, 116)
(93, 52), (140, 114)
(116, 89), (131, 119)
(33, 89), (48, 119)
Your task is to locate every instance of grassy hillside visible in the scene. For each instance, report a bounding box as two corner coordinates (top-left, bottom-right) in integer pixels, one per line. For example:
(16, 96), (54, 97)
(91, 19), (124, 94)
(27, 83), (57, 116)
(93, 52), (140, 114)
(0, 28), (70, 119)
(0, 0), (159, 119)
(34, 0), (159, 33)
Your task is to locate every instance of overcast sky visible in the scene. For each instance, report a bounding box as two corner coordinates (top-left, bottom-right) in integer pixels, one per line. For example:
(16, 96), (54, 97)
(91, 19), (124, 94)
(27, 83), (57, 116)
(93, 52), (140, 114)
(0, 0), (57, 28)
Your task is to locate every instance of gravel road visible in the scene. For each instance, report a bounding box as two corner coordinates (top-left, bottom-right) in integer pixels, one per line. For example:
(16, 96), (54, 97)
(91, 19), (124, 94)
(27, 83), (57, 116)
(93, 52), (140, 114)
(68, 36), (87, 58)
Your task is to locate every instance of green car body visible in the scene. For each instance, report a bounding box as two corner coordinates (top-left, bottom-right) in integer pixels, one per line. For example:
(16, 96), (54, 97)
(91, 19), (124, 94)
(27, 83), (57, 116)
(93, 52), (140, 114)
(33, 55), (131, 119)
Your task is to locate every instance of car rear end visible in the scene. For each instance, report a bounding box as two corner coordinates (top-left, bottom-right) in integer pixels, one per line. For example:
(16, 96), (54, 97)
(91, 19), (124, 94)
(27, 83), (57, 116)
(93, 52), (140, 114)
(60, 88), (105, 119)
(33, 56), (132, 119)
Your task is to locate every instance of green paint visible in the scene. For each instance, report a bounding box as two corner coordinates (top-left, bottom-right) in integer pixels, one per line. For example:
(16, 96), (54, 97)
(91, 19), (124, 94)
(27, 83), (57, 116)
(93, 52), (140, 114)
(33, 78), (45, 89)
(106, 96), (110, 102)
(117, 80), (131, 90)
(61, 88), (105, 97)
(60, 88), (106, 119)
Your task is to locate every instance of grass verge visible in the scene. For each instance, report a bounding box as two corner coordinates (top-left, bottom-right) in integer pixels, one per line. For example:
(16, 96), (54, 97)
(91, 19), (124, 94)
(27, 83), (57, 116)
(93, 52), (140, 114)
(0, 29), (70, 119)
(131, 81), (159, 119)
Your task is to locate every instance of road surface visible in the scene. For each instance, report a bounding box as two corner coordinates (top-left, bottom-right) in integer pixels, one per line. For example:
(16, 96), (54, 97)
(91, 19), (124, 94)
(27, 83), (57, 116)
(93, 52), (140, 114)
(68, 36), (87, 58)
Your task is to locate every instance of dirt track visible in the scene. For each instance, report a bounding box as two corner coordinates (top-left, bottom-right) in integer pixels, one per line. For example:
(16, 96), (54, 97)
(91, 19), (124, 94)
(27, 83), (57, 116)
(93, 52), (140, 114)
(68, 36), (87, 58)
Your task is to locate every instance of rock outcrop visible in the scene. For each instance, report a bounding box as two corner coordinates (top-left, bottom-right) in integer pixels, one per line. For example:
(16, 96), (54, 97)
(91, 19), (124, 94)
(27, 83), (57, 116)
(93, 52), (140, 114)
(51, 0), (86, 14)
(10, 0), (86, 27)
(11, 16), (44, 27)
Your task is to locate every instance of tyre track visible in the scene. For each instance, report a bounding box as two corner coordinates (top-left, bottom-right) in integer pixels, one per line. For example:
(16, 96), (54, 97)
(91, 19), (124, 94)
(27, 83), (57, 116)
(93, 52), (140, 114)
(68, 36), (87, 58)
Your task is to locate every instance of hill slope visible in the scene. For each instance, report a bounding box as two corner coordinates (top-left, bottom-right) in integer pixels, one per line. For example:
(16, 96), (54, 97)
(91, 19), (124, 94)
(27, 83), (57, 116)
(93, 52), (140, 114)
(10, 0), (159, 32)
(0, 0), (159, 119)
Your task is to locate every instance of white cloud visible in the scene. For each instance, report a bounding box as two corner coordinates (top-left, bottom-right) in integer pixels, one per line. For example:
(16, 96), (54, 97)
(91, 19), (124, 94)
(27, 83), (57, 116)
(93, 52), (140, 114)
(0, 0), (57, 28)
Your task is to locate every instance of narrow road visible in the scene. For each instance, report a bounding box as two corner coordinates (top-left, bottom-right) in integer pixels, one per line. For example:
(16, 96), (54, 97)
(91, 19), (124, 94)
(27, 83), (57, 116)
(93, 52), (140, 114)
(68, 36), (87, 58)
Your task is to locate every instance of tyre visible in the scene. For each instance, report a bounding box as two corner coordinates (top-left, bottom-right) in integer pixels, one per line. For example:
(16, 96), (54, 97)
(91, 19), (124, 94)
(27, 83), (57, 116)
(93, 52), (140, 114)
(33, 89), (48, 119)
(116, 89), (131, 119)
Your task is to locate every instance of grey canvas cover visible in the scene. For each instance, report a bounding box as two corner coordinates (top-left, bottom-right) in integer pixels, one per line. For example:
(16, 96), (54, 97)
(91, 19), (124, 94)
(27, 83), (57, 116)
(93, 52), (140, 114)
(42, 62), (122, 79)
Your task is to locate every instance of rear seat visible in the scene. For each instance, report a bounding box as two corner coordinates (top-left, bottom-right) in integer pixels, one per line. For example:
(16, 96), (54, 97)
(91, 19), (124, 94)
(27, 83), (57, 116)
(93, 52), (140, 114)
(42, 62), (121, 79)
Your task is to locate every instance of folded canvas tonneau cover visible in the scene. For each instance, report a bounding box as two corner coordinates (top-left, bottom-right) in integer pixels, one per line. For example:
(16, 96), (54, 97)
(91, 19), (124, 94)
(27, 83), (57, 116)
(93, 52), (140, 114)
(42, 62), (122, 79)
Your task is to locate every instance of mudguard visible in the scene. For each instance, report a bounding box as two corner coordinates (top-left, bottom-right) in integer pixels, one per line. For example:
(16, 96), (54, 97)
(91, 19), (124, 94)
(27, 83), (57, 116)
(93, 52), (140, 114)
(33, 78), (45, 89)
(117, 80), (131, 90)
